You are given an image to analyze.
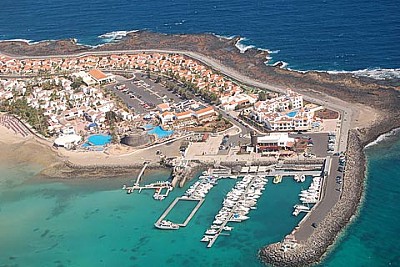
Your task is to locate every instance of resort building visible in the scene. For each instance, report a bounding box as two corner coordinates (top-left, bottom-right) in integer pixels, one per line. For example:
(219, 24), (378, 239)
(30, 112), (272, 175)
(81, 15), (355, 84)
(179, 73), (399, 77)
(248, 89), (320, 132)
(221, 93), (258, 111)
(157, 103), (170, 112)
(88, 69), (115, 84)
(250, 132), (295, 153)
(156, 100), (217, 129)
(194, 106), (217, 122)
(53, 134), (82, 149)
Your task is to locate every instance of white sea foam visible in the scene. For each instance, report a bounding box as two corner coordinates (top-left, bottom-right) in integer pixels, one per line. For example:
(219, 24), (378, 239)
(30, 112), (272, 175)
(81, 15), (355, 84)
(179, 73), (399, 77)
(365, 128), (400, 149)
(272, 61), (288, 68)
(212, 33), (236, 40)
(329, 68), (400, 80)
(0, 39), (33, 43)
(98, 30), (139, 43)
(235, 37), (255, 53)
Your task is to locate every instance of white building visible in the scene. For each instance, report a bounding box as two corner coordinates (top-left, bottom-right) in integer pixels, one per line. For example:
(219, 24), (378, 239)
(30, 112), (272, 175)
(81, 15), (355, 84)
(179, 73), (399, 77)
(251, 132), (295, 153)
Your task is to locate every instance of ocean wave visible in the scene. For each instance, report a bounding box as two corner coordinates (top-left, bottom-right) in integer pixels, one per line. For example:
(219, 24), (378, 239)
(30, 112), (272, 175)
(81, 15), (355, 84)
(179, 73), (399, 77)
(365, 128), (400, 149)
(328, 68), (400, 80)
(235, 37), (255, 53)
(272, 61), (288, 68)
(98, 30), (139, 43)
(0, 39), (34, 44)
(212, 33), (236, 40)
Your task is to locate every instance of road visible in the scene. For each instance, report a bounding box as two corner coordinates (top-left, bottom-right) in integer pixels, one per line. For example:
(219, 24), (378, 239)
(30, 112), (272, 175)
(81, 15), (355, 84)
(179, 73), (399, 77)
(294, 155), (343, 241)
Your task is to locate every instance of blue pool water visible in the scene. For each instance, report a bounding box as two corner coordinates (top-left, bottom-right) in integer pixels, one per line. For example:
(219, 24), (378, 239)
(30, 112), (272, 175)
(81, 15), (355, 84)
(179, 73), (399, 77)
(148, 126), (174, 139)
(287, 111), (298, 118)
(83, 134), (111, 147)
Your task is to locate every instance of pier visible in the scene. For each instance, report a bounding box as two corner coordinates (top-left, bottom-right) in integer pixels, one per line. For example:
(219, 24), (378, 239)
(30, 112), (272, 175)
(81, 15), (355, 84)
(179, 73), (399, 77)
(204, 175), (266, 248)
(135, 161), (149, 185)
(155, 197), (205, 228)
(122, 161), (173, 200)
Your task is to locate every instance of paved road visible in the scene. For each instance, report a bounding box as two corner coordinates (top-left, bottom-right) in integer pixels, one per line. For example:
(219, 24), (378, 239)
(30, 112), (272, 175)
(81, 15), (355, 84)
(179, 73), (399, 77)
(295, 155), (342, 241)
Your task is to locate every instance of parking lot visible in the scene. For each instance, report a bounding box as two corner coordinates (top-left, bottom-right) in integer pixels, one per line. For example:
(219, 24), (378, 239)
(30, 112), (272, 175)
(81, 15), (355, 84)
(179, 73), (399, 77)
(108, 74), (183, 114)
(290, 132), (330, 158)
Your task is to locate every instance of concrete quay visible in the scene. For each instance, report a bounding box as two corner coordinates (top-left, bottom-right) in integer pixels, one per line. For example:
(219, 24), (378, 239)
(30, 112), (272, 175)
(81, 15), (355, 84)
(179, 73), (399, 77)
(259, 130), (366, 266)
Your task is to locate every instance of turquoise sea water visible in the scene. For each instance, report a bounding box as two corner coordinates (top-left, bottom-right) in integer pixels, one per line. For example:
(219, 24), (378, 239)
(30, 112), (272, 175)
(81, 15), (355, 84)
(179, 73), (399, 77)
(1, 136), (399, 266)
(0, 166), (314, 266)
(320, 135), (400, 266)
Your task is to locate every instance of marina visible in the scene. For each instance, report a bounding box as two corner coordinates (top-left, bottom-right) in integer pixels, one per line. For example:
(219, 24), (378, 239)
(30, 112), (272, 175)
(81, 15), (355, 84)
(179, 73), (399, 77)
(202, 175), (268, 248)
(154, 197), (205, 229)
(154, 174), (221, 229)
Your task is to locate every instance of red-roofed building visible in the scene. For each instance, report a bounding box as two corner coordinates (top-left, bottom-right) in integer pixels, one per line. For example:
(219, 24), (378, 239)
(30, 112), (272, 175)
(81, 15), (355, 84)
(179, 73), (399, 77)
(88, 69), (114, 84)
(194, 106), (217, 123)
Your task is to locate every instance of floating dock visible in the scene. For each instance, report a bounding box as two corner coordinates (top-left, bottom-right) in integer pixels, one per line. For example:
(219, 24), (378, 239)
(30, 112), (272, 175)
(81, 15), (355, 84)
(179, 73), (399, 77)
(155, 197), (205, 229)
(122, 162), (173, 200)
(205, 176), (264, 248)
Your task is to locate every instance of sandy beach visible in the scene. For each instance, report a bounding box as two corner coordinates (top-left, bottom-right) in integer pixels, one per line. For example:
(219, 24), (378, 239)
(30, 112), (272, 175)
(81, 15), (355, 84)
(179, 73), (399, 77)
(0, 125), (59, 167)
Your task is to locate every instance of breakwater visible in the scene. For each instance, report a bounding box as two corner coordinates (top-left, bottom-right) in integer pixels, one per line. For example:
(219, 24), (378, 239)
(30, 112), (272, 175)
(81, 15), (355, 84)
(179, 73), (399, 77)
(38, 160), (169, 179)
(259, 129), (366, 266)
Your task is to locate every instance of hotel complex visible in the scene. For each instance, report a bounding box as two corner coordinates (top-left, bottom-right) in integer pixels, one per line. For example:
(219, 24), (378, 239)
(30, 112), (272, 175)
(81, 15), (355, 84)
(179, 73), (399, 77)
(0, 52), (329, 152)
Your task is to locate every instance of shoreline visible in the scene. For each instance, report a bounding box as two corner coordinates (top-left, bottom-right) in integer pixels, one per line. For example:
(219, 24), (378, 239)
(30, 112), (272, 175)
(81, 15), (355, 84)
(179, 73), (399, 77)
(258, 119), (400, 266)
(1, 32), (400, 266)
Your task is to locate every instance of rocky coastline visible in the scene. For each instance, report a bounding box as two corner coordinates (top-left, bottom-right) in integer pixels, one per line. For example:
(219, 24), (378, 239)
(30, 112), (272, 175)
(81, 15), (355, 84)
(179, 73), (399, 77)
(259, 129), (365, 266)
(258, 115), (400, 266)
(38, 160), (169, 179)
(1, 31), (400, 266)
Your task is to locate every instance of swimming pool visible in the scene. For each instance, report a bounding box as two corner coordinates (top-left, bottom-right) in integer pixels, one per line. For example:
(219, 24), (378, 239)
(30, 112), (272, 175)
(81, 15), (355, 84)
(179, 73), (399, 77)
(143, 124), (154, 130)
(82, 134), (112, 147)
(148, 126), (174, 139)
(287, 110), (298, 118)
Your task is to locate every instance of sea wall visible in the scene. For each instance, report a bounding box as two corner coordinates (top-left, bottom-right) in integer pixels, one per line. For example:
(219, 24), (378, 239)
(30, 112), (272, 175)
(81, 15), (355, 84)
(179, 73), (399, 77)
(38, 160), (169, 179)
(259, 129), (366, 266)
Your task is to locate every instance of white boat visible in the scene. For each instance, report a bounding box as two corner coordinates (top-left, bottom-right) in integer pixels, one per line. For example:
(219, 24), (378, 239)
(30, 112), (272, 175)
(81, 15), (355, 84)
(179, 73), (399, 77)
(155, 220), (179, 230)
(206, 229), (218, 235)
(230, 214), (249, 222)
(201, 235), (214, 242)
(213, 219), (223, 225)
(294, 204), (310, 210)
(223, 226), (233, 231)
(300, 174), (306, 182)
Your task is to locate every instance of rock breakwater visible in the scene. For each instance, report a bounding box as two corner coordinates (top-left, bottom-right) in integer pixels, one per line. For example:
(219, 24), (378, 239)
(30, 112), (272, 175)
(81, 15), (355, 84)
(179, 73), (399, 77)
(259, 129), (365, 266)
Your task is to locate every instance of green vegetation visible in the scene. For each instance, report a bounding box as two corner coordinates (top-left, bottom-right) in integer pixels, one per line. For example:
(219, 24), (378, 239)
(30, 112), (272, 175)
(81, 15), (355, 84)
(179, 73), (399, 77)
(1, 97), (49, 136)
(105, 111), (120, 144)
(71, 77), (84, 90)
